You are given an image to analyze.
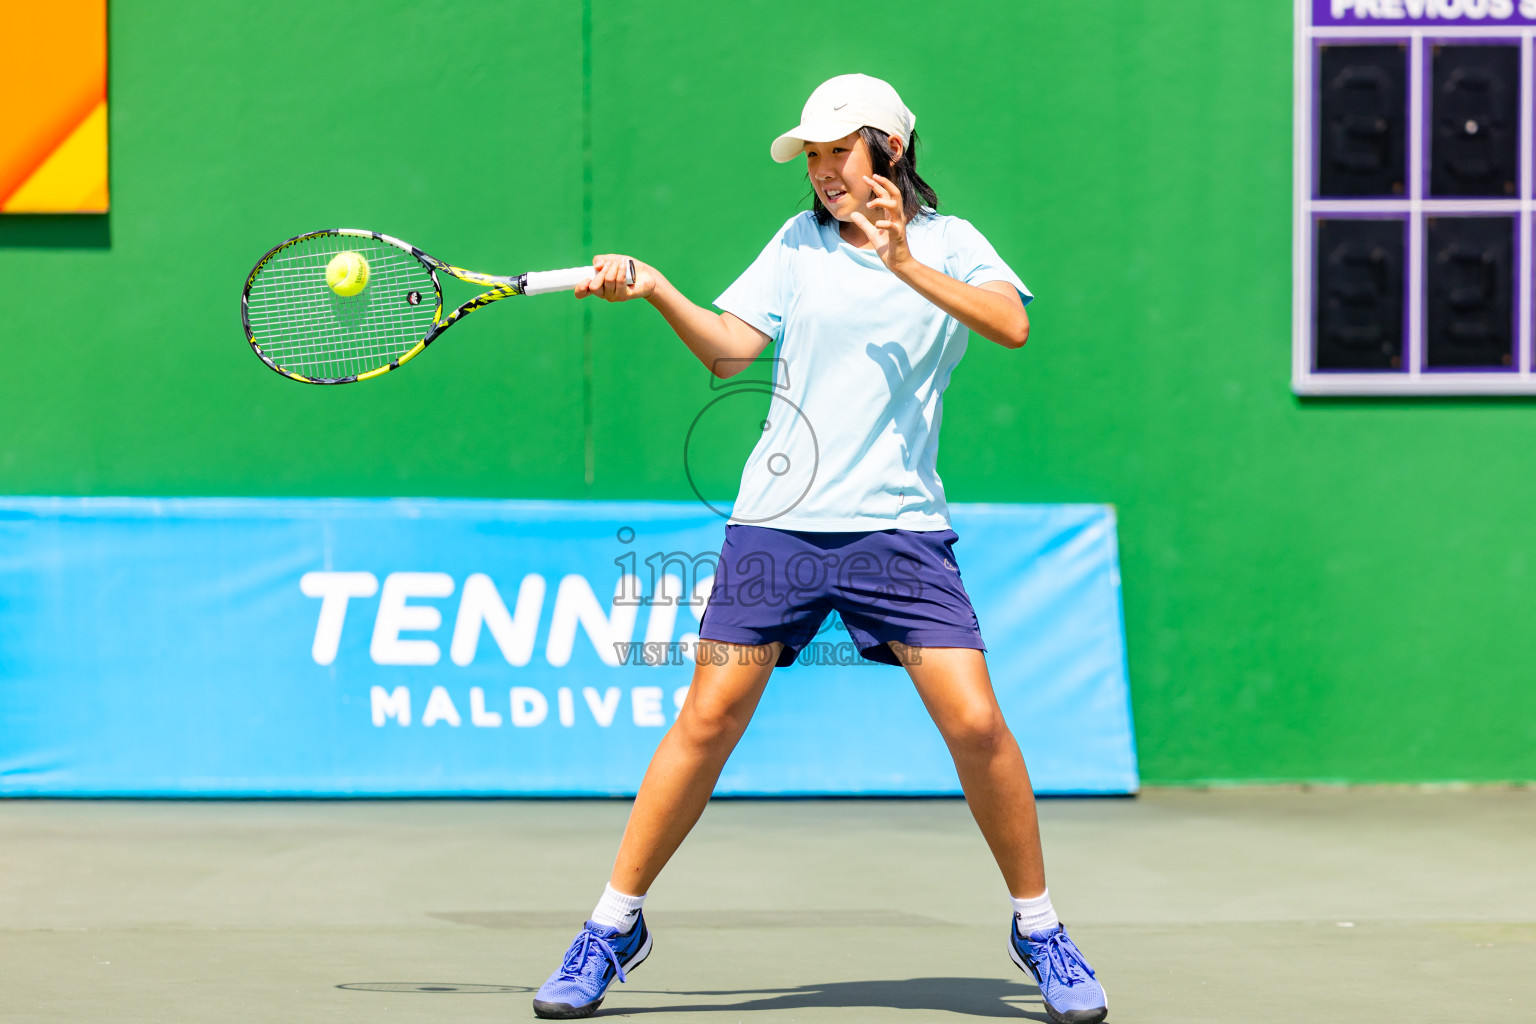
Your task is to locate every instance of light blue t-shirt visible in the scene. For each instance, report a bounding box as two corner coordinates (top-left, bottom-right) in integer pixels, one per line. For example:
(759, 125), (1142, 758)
(713, 210), (1031, 531)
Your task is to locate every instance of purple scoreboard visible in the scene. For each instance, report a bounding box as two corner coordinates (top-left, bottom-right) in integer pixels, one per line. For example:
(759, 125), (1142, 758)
(1296, 0), (1536, 394)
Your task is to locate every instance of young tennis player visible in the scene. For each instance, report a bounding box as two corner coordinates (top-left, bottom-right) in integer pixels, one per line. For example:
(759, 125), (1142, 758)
(533, 74), (1108, 1024)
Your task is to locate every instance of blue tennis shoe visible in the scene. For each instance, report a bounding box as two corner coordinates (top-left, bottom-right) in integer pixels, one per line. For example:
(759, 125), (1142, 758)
(532, 914), (653, 1019)
(1008, 919), (1108, 1023)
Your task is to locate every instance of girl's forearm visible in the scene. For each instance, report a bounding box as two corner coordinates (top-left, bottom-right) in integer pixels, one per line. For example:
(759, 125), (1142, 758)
(646, 271), (771, 375)
(891, 259), (1029, 349)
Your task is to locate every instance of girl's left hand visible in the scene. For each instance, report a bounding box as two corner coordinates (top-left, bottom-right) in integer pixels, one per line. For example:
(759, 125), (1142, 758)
(849, 174), (912, 272)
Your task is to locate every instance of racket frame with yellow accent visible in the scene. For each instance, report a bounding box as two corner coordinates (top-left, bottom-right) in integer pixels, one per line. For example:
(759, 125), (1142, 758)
(240, 228), (631, 385)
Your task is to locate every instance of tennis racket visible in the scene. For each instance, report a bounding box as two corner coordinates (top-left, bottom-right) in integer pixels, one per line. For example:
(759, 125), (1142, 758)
(240, 229), (634, 385)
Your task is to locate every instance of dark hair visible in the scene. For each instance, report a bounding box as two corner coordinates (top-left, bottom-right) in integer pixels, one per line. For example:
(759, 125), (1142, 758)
(809, 126), (939, 226)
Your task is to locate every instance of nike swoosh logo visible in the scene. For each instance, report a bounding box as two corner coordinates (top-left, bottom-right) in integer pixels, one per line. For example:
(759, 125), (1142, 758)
(833, 102), (848, 110)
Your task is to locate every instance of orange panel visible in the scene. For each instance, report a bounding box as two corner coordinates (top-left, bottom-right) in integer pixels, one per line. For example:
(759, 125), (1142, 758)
(0, 0), (108, 209)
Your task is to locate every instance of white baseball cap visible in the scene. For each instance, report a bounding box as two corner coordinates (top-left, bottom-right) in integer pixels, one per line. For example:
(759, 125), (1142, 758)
(769, 73), (916, 164)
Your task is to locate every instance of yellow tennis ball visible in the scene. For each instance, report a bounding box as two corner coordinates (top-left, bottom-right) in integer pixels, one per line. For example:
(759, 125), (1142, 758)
(326, 251), (370, 297)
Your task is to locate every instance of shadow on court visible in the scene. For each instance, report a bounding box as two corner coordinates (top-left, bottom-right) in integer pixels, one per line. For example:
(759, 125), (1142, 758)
(608, 977), (1049, 1019)
(333, 976), (1048, 1019)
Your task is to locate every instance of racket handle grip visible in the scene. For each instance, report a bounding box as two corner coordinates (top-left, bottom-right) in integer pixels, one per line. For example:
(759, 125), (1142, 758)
(521, 260), (637, 296)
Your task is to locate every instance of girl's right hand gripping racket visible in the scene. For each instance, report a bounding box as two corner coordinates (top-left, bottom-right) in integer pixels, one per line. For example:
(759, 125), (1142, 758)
(240, 229), (634, 384)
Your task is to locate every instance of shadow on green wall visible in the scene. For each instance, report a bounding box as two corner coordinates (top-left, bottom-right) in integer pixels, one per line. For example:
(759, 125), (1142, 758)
(0, 214), (110, 249)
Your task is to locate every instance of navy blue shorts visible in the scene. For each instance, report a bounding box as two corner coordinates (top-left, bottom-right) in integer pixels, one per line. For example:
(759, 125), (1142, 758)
(697, 524), (987, 667)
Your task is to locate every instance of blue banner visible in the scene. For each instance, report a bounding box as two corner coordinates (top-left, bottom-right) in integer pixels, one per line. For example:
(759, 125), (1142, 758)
(0, 498), (1136, 795)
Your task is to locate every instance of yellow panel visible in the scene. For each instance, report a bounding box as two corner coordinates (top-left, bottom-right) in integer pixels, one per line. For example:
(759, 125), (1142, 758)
(78, 179), (110, 211)
(2, 101), (109, 213)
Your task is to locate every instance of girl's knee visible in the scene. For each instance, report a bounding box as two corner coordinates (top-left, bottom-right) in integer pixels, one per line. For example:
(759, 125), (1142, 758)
(676, 692), (751, 749)
(942, 707), (1010, 756)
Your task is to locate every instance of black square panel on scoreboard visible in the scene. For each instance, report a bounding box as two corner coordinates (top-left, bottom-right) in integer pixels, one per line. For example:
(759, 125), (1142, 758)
(1294, 0), (1536, 395)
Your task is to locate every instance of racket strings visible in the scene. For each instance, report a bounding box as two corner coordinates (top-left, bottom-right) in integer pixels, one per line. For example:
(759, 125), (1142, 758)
(248, 242), (434, 374)
(249, 276), (429, 373)
(245, 234), (441, 380)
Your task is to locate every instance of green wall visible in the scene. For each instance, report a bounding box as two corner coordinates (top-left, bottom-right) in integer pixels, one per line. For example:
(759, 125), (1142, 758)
(1, 1), (1531, 785)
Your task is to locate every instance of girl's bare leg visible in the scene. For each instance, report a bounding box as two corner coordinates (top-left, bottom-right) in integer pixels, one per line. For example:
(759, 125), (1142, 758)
(608, 641), (780, 895)
(895, 643), (1047, 897)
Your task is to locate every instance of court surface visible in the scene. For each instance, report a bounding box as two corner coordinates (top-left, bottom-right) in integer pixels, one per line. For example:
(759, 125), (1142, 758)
(2, 788), (1530, 1023)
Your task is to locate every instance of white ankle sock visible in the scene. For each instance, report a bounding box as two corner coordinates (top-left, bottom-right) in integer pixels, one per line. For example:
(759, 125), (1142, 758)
(591, 883), (646, 934)
(1011, 889), (1059, 935)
